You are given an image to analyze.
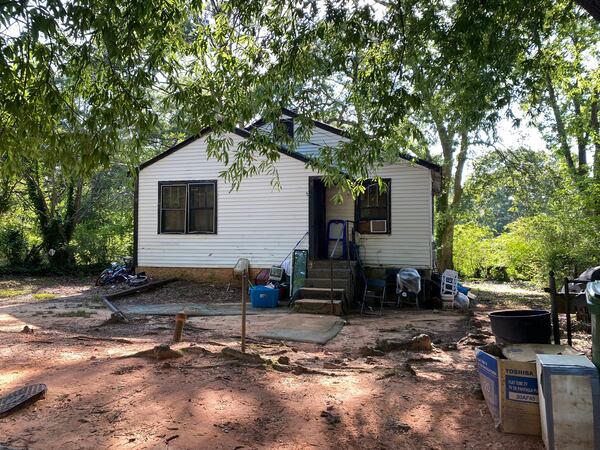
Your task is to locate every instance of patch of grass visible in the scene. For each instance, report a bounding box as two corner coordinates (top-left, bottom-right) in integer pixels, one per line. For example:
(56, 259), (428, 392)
(0, 289), (29, 298)
(32, 293), (58, 301)
(55, 309), (96, 318)
(470, 281), (549, 309)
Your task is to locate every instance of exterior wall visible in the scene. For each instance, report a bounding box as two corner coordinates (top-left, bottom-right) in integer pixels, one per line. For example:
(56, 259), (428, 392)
(137, 132), (315, 270)
(359, 162), (433, 269)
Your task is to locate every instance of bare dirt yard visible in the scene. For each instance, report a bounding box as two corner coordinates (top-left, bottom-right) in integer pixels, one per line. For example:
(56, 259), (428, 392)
(0, 276), (590, 449)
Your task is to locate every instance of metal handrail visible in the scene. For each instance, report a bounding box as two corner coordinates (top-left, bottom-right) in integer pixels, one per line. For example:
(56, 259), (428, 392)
(281, 231), (309, 266)
(329, 226), (345, 313)
(328, 220), (358, 313)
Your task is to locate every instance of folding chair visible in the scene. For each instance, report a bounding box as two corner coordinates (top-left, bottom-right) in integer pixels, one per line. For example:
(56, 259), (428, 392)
(440, 269), (458, 309)
(361, 277), (387, 315)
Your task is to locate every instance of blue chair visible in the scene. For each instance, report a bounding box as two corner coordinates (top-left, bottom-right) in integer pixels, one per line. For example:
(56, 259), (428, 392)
(361, 277), (387, 315)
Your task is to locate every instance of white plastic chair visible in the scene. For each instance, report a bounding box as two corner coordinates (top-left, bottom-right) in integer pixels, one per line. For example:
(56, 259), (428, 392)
(440, 269), (458, 309)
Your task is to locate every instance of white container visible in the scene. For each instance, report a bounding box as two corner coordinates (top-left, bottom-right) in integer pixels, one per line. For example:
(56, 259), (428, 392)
(536, 354), (600, 449)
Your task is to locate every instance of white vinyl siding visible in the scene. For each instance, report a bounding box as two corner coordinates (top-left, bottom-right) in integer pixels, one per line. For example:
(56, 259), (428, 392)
(138, 133), (316, 268)
(296, 127), (347, 157)
(358, 163), (433, 269)
(255, 115), (349, 158)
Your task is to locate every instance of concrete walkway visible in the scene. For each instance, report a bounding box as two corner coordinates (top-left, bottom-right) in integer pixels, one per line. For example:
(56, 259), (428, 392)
(119, 302), (290, 316)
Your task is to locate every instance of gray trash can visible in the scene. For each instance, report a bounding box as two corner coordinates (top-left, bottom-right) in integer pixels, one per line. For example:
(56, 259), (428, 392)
(585, 281), (600, 368)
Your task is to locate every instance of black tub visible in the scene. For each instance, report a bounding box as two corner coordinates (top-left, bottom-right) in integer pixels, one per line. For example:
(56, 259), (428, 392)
(489, 309), (552, 345)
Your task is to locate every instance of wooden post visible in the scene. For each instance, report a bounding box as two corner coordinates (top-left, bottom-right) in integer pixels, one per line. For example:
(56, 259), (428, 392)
(564, 277), (573, 346)
(173, 312), (186, 343)
(241, 272), (247, 353)
(549, 271), (560, 345)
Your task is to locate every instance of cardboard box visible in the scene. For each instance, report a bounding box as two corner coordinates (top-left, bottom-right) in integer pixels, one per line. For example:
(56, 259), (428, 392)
(476, 344), (542, 436)
(537, 354), (600, 450)
(476, 344), (581, 436)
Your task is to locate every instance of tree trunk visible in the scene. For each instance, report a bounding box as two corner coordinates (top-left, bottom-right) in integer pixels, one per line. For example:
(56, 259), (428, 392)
(546, 71), (576, 171)
(591, 95), (600, 181)
(573, 96), (588, 174)
(25, 167), (78, 268)
(437, 131), (468, 271)
(432, 117), (455, 270)
(438, 216), (455, 271)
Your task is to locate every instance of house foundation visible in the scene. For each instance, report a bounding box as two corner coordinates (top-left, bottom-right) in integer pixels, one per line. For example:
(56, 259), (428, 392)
(136, 266), (266, 286)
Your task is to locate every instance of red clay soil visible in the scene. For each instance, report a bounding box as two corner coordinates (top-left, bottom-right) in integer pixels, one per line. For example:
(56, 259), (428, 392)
(0, 278), (550, 449)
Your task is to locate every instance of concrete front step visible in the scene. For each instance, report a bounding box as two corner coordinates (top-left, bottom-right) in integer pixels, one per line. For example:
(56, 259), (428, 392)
(293, 298), (343, 315)
(308, 268), (351, 279)
(304, 278), (349, 289)
(298, 287), (345, 300)
(310, 259), (356, 270)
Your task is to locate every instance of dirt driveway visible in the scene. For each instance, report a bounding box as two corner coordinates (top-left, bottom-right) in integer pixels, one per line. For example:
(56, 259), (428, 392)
(0, 277), (557, 449)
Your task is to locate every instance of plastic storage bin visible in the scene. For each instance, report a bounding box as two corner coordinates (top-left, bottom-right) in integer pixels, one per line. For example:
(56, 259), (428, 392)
(249, 286), (279, 308)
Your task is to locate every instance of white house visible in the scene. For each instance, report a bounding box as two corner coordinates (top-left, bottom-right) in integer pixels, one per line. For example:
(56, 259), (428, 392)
(133, 109), (441, 286)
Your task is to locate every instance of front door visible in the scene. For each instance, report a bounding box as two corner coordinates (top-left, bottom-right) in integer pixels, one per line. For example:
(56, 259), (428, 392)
(308, 177), (327, 259)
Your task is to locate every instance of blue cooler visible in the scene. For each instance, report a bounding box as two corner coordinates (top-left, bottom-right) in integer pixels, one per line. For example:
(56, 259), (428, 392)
(249, 286), (279, 308)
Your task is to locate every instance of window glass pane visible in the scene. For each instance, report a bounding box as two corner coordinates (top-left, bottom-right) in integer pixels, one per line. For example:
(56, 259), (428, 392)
(189, 184), (214, 208)
(162, 185), (186, 209)
(359, 181), (389, 225)
(364, 183), (387, 208)
(361, 207), (387, 220)
(189, 209), (214, 232)
(161, 210), (185, 233)
(188, 183), (215, 233)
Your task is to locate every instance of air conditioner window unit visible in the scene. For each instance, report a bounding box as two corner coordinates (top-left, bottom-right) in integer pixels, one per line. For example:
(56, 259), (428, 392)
(370, 220), (387, 233)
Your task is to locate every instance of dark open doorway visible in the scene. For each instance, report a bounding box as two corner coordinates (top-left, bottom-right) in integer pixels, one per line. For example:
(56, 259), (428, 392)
(308, 177), (327, 260)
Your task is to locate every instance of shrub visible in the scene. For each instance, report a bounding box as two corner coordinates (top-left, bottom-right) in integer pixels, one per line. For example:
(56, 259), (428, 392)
(0, 225), (28, 266)
(453, 223), (494, 278)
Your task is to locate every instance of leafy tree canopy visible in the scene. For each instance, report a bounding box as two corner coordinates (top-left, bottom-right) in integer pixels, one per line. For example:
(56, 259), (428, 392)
(0, 0), (556, 182)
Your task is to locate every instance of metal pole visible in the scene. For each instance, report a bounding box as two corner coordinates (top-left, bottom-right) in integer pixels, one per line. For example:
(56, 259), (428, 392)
(549, 271), (560, 345)
(330, 256), (334, 314)
(564, 277), (573, 346)
(241, 271), (247, 353)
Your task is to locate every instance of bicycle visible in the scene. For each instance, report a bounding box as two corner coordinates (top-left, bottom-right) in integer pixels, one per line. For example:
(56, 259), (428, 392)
(95, 257), (148, 287)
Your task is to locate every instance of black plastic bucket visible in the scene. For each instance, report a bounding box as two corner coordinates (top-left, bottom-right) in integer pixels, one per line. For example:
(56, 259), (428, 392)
(489, 309), (552, 345)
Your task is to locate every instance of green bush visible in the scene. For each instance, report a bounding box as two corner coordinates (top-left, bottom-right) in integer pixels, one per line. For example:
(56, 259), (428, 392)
(0, 225), (28, 265)
(454, 213), (600, 284)
(72, 216), (132, 266)
(453, 223), (494, 278)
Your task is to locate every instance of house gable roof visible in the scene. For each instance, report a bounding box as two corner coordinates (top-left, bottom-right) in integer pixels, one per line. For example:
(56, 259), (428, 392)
(139, 111), (441, 173)
(138, 126), (310, 171)
(245, 108), (441, 173)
